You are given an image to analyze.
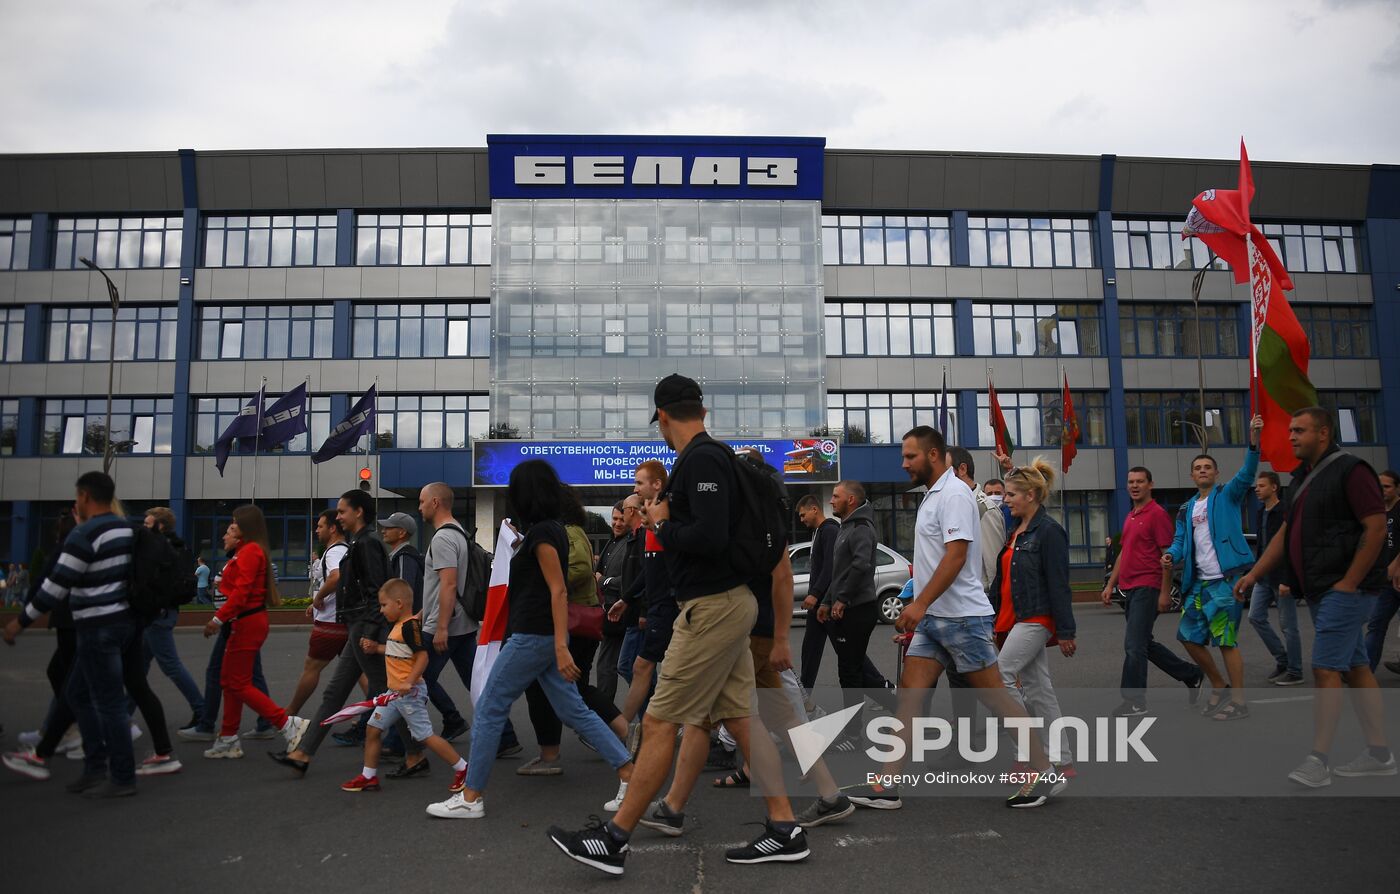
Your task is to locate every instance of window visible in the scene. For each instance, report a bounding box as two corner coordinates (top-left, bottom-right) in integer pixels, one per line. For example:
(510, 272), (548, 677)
(189, 500), (315, 580)
(971, 303), (1103, 356)
(1, 218), (31, 270)
(356, 213), (491, 265)
(41, 398), (173, 455)
(975, 391), (1109, 449)
(1112, 219), (1226, 271)
(1058, 491), (1110, 566)
(0, 307), (23, 363)
(1, 399), (18, 455)
(1321, 391), (1382, 445)
(1292, 305), (1375, 358)
(53, 216), (183, 269)
(368, 395), (489, 449)
(500, 294), (654, 358)
(1118, 303), (1241, 357)
(866, 484), (925, 555)
(1259, 223), (1360, 274)
(47, 306), (178, 361)
(657, 296), (812, 358)
(203, 214), (337, 267)
(198, 305), (334, 360)
(827, 392), (957, 446)
(1122, 391), (1248, 447)
(354, 303), (490, 358)
(820, 214), (952, 266)
(192, 395), (331, 455)
(824, 302), (955, 356)
(969, 217), (1093, 268)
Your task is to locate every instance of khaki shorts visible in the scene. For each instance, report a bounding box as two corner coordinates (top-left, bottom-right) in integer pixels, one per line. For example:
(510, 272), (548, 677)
(647, 585), (757, 727)
(748, 635), (782, 691)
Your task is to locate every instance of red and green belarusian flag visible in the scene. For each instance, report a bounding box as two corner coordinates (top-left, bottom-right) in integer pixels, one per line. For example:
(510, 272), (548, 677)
(1183, 140), (1316, 470)
(1061, 371), (1080, 473)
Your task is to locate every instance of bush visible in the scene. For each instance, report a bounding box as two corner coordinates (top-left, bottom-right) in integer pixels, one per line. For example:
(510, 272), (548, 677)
(279, 597), (312, 608)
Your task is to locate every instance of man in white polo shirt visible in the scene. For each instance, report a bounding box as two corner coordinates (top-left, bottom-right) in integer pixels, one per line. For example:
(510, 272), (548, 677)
(846, 425), (1063, 810)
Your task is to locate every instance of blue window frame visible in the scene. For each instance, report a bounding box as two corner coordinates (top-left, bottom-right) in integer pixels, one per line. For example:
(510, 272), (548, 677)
(971, 303), (1103, 356)
(975, 390), (1108, 448)
(198, 304), (334, 360)
(824, 302), (955, 356)
(188, 500), (315, 580)
(356, 213), (491, 265)
(1111, 219), (1225, 271)
(192, 394), (331, 456)
(1292, 305), (1375, 358)
(1322, 391), (1382, 445)
(1123, 391), (1248, 447)
(969, 217), (1093, 268)
(53, 216), (183, 269)
(826, 392), (957, 446)
(202, 214), (337, 267)
(367, 395), (490, 450)
(0, 307), (24, 363)
(41, 397), (173, 455)
(47, 305), (178, 361)
(1, 218), (31, 270)
(1259, 223), (1360, 274)
(1058, 491), (1110, 566)
(820, 214), (952, 266)
(1117, 302), (1241, 357)
(354, 303), (490, 358)
(1, 399), (19, 455)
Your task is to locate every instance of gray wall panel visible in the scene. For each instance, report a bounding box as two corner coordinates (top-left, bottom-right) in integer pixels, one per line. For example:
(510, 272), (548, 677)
(285, 155), (328, 208)
(472, 153), (490, 205)
(360, 154), (402, 207)
(975, 158), (1017, 209)
(399, 153), (439, 206)
(248, 155), (292, 208)
(89, 157), (132, 210)
(1012, 158), (1052, 211)
(438, 153), (474, 205)
(833, 154), (874, 208)
(905, 156), (947, 209)
(210, 155), (253, 209)
(943, 156), (981, 208)
(323, 154), (365, 207)
(869, 155), (910, 209)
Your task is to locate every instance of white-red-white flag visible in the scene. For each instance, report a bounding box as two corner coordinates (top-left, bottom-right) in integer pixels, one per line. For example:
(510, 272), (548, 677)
(470, 521), (518, 706)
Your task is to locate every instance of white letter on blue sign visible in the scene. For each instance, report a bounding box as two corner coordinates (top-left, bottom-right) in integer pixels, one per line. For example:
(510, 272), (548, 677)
(574, 156), (625, 184)
(689, 157), (741, 186)
(632, 156), (683, 185)
(746, 157), (798, 187)
(515, 156), (566, 185)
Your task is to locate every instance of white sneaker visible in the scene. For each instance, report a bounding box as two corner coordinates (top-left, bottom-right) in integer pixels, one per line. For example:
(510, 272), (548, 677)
(203, 736), (244, 759)
(66, 746), (85, 761)
(426, 792), (485, 819)
(130, 723), (143, 742)
(281, 716), (310, 752)
(55, 728), (82, 753)
(3, 750), (51, 780)
(135, 754), (184, 776)
(1287, 754), (1331, 788)
(1334, 751), (1398, 778)
(17, 730), (41, 748)
(604, 780), (629, 812)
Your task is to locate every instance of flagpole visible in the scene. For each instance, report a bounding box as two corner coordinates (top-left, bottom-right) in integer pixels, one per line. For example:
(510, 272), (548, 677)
(372, 376), (380, 524)
(305, 375), (314, 558)
(250, 377), (267, 507)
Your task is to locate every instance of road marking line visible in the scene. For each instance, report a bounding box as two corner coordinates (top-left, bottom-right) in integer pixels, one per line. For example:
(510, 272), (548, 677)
(1252, 696), (1316, 704)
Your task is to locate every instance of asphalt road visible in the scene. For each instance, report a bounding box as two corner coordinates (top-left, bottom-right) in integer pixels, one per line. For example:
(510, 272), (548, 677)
(2, 604), (1398, 893)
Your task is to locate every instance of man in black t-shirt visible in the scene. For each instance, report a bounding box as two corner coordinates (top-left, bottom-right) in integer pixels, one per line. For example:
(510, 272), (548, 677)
(550, 375), (810, 875)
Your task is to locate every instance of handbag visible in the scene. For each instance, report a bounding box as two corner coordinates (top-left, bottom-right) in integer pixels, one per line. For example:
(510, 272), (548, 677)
(567, 602), (604, 641)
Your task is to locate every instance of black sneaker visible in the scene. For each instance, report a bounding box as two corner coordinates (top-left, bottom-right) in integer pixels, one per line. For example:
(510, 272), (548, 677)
(846, 784), (902, 809)
(65, 773), (107, 794)
(1185, 674), (1204, 706)
(796, 794), (854, 828)
(637, 799), (686, 837)
(1273, 672), (1305, 687)
(547, 816), (628, 876)
(497, 740), (523, 759)
(1006, 772), (1067, 808)
(725, 821), (810, 864)
(442, 716), (470, 742)
(83, 781), (137, 799)
(1266, 666), (1289, 684)
(1111, 701), (1148, 717)
(387, 757), (430, 779)
(830, 735), (861, 753)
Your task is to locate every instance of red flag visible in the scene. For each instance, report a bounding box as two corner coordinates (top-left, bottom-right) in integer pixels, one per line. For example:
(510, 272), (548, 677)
(471, 521), (517, 706)
(1183, 140), (1315, 470)
(988, 376), (1014, 458)
(1061, 372), (1080, 473)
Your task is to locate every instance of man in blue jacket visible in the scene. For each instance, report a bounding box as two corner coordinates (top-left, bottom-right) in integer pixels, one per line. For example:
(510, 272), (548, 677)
(1162, 414), (1263, 721)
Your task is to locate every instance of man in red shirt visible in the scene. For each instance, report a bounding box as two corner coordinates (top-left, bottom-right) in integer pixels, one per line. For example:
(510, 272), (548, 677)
(1101, 467), (1204, 715)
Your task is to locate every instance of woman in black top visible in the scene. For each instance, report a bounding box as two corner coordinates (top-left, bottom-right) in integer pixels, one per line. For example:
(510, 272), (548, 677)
(445, 461), (635, 819)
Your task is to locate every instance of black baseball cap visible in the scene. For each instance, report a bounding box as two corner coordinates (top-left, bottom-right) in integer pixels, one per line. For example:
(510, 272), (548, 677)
(650, 373), (704, 423)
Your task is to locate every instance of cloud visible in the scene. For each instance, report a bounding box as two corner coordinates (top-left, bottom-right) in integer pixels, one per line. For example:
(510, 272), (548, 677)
(0, 0), (1394, 164)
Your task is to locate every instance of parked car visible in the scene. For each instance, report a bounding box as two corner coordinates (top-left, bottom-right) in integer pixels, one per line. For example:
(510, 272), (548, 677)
(789, 540), (913, 625)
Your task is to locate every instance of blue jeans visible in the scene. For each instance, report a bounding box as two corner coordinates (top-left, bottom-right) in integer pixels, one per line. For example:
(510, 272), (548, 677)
(1309, 590), (1373, 672)
(143, 608), (205, 715)
(1248, 582), (1302, 675)
(1364, 587), (1400, 671)
(195, 587), (213, 606)
(69, 620), (138, 785)
(1120, 586), (1200, 705)
(617, 626), (645, 684)
(425, 633), (476, 726)
(199, 623), (272, 733)
(905, 614), (998, 672)
(466, 633), (630, 792)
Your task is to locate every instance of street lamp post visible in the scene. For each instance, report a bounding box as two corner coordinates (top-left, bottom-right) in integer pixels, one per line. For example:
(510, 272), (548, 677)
(79, 258), (121, 475)
(1186, 253), (1218, 456)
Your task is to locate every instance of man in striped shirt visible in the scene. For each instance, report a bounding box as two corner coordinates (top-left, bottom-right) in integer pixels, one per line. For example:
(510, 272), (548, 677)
(3, 472), (138, 798)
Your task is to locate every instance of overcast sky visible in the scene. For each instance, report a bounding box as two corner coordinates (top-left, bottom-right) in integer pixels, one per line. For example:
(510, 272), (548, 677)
(1, 0), (1396, 164)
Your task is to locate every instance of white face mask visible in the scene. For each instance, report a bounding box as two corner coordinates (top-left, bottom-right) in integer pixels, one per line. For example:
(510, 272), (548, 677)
(985, 494), (1004, 508)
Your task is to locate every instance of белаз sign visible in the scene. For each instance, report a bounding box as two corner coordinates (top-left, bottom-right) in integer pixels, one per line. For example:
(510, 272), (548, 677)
(487, 134), (825, 201)
(473, 438), (839, 487)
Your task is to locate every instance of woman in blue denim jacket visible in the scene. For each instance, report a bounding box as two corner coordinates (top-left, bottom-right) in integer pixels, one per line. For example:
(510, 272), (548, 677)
(990, 458), (1077, 768)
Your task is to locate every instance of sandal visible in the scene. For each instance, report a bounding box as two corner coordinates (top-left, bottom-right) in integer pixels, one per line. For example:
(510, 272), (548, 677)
(713, 767), (750, 788)
(1211, 702), (1250, 721)
(1200, 687), (1231, 716)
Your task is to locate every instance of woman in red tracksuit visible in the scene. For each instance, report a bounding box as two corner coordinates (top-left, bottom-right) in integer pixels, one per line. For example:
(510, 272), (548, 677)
(200, 505), (310, 759)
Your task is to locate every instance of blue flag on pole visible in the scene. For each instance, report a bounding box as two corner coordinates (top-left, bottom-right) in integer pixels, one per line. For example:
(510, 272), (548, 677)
(314, 385), (376, 464)
(937, 367), (949, 439)
(215, 385), (265, 476)
(256, 383), (309, 452)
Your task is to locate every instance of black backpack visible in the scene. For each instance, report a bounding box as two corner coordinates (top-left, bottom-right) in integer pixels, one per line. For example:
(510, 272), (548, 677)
(680, 439), (790, 581)
(128, 526), (198, 619)
(438, 523), (492, 623)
